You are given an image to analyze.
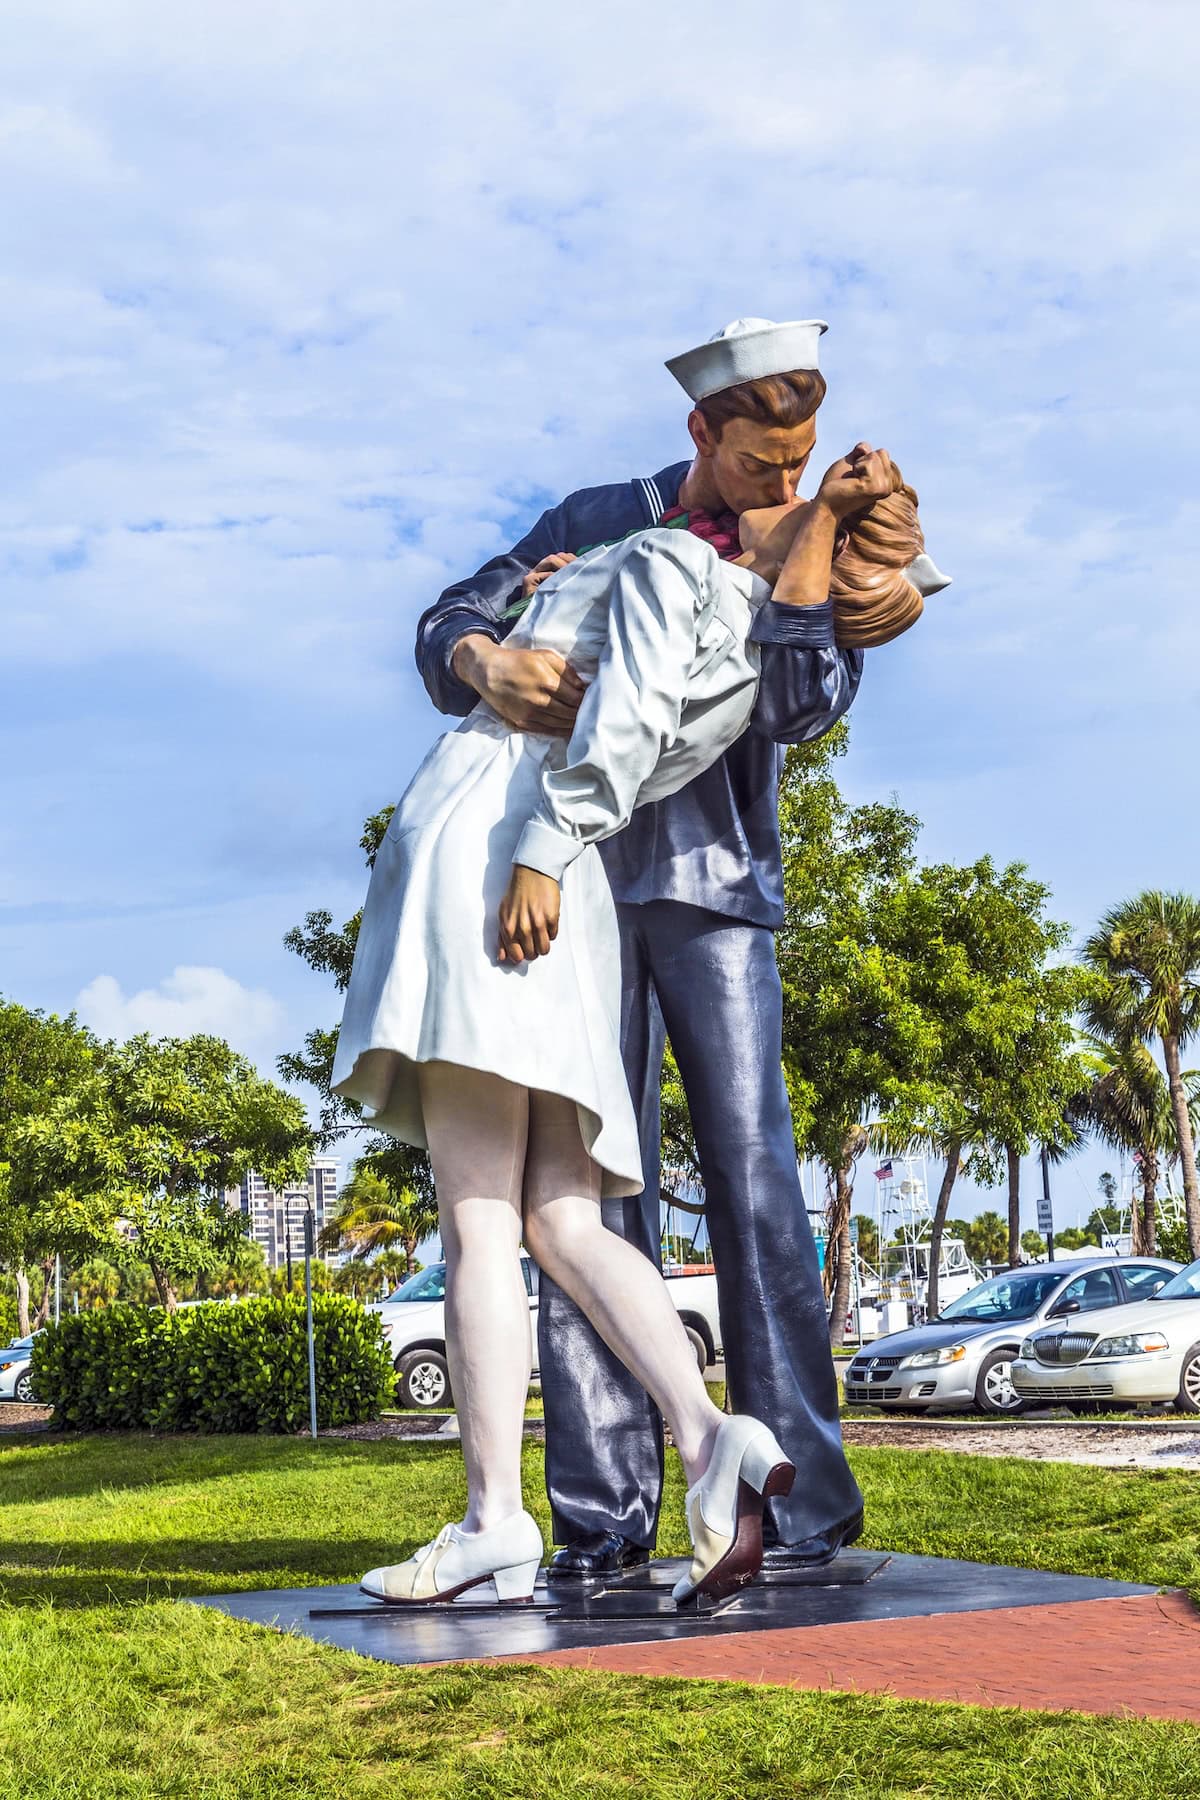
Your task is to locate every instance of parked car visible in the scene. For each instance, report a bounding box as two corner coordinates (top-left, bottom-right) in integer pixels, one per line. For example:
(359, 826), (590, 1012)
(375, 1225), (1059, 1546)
(842, 1256), (1180, 1416)
(0, 1336), (38, 1404)
(371, 1256), (722, 1408)
(1012, 1255), (1200, 1413)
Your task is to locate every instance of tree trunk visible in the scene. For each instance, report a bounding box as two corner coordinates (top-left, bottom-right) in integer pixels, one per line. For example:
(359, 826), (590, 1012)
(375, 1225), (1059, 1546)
(30, 1258), (56, 1330)
(149, 1260), (178, 1312)
(1137, 1150), (1159, 1255)
(826, 1164), (855, 1348)
(926, 1138), (964, 1321)
(15, 1268), (31, 1339)
(1163, 1034), (1200, 1258)
(1006, 1146), (1021, 1268)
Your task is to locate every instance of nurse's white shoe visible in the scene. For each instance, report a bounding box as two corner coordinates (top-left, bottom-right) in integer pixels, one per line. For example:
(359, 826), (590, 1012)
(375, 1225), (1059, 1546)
(361, 1510), (543, 1606)
(672, 1415), (795, 1606)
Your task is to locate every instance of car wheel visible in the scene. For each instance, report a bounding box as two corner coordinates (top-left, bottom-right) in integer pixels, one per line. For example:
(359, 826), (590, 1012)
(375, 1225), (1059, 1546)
(13, 1372), (34, 1404)
(1174, 1346), (1200, 1415)
(397, 1349), (452, 1410)
(974, 1350), (1027, 1416)
(684, 1326), (708, 1373)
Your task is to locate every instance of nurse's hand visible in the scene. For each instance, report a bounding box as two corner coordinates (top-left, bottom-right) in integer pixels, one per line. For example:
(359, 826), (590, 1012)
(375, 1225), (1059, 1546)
(521, 551), (577, 597)
(453, 636), (586, 736)
(498, 865), (561, 963)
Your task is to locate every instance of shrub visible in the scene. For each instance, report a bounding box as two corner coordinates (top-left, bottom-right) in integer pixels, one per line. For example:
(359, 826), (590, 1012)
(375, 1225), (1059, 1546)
(0, 1294), (18, 1347)
(31, 1295), (395, 1433)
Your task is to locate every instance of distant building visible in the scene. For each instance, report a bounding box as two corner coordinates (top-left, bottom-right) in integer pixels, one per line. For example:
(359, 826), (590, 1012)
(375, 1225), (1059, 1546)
(225, 1159), (344, 1270)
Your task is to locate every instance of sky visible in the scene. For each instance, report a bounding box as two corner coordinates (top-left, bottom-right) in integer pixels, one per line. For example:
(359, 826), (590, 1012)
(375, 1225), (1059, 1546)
(2, 0), (1197, 1237)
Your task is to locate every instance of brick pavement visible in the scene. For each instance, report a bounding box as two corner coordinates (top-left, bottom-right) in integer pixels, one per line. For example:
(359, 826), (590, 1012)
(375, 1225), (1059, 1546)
(507, 1592), (1200, 1723)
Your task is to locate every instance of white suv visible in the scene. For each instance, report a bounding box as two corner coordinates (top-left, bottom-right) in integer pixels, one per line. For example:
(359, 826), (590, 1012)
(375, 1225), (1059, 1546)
(372, 1256), (723, 1409)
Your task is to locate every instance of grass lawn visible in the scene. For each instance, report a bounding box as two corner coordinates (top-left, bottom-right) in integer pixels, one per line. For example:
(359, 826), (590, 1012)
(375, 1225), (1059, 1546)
(1, 1430), (1199, 1797)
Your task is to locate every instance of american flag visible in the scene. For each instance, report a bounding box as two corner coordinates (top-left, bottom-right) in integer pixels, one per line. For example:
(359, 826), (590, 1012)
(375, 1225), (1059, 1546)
(874, 1160), (894, 1182)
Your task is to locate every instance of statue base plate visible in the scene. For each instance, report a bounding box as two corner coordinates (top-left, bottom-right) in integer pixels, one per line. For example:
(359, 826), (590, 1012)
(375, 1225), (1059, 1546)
(187, 1553), (1156, 1669)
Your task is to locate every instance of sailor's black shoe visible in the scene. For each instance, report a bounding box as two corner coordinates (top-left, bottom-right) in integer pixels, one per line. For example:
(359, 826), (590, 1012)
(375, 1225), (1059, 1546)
(546, 1532), (652, 1580)
(760, 1507), (865, 1570)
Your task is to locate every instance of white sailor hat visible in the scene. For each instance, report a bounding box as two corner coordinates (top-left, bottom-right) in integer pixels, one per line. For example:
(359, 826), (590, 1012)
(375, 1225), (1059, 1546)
(666, 316), (829, 402)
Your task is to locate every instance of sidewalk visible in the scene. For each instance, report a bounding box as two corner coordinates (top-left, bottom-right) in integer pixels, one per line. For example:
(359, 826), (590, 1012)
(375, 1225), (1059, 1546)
(518, 1590), (1200, 1723)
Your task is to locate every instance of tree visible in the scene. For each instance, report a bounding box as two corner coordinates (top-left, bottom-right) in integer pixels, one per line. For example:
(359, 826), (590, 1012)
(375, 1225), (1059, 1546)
(269, 1257), (333, 1298)
(320, 1162), (438, 1275)
(1021, 1228), (1048, 1259)
(10, 1035), (311, 1310)
(204, 1238), (271, 1300)
(1076, 1029), (1194, 1256)
(774, 730), (942, 1343)
(1055, 1226), (1098, 1252)
(1083, 892), (1200, 1258)
(71, 1258), (121, 1310)
(373, 1248), (415, 1293)
(965, 1211), (1009, 1266)
(0, 1000), (98, 1334)
(850, 1213), (879, 1270)
(874, 859), (1089, 1315)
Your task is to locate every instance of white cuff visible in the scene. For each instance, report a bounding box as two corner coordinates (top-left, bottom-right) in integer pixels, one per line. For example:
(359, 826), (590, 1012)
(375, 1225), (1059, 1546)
(512, 818), (582, 882)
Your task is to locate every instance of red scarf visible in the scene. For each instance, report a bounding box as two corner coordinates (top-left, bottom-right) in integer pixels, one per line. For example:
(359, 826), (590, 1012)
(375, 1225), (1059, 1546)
(658, 504), (742, 561)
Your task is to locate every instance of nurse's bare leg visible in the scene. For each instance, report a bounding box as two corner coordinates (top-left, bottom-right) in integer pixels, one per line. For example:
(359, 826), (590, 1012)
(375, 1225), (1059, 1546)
(418, 1061), (531, 1532)
(521, 1089), (724, 1487)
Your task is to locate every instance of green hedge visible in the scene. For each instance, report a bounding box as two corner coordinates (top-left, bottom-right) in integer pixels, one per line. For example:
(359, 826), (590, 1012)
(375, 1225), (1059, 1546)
(31, 1296), (395, 1433)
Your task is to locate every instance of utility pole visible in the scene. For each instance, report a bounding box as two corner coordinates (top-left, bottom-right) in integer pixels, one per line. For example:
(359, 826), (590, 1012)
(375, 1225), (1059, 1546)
(1039, 1146), (1055, 1262)
(304, 1206), (318, 1441)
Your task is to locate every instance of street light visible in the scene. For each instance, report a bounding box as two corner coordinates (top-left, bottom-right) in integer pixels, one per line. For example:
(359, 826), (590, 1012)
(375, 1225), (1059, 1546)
(284, 1192), (305, 1290)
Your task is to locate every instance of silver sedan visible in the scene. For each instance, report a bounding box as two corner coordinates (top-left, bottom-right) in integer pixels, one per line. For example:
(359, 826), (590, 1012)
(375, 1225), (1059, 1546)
(0, 1336), (37, 1404)
(842, 1256), (1180, 1415)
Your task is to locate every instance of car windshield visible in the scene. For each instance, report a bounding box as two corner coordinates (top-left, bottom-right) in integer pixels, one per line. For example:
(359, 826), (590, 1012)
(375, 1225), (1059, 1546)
(937, 1267), (1070, 1323)
(384, 1264), (447, 1304)
(1151, 1259), (1200, 1301)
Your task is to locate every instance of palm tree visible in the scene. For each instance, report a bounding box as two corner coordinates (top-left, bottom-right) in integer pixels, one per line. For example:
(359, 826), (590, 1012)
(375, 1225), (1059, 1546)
(874, 1106), (991, 1319)
(1077, 1029), (1198, 1255)
(963, 1210), (1008, 1266)
(320, 1163), (439, 1275)
(1083, 892), (1200, 1257)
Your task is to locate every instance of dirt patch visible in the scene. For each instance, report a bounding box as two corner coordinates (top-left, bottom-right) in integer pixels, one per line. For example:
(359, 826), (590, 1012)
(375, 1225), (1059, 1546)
(841, 1418), (1200, 1469)
(0, 1403), (52, 1434)
(323, 1414), (547, 1442)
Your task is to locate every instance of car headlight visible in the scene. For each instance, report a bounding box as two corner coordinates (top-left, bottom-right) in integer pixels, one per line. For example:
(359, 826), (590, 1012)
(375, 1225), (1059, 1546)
(902, 1345), (967, 1369)
(1088, 1333), (1170, 1359)
(1019, 1338), (1039, 1358)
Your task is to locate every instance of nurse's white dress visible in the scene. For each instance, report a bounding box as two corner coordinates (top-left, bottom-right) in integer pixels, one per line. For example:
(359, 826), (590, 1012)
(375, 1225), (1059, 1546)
(331, 527), (771, 1197)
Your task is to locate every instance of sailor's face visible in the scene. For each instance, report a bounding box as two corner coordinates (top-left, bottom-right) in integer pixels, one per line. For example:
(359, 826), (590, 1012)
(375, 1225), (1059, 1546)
(699, 414), (819, 515)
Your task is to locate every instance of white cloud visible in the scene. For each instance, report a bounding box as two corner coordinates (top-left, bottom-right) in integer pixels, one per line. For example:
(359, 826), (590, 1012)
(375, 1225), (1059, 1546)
(75, 965), (285, 1051)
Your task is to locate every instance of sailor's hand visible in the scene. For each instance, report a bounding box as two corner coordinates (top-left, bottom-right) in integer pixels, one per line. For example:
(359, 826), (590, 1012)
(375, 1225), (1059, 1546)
(521, 552), (577, 598)
(814, 443), (895, 522)
(498, 864), (561, 963)
(452, 637), (586, 735)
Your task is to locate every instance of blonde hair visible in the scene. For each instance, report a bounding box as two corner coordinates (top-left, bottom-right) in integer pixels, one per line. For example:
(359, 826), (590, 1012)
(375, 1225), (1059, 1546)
(830, 464), (925, 649)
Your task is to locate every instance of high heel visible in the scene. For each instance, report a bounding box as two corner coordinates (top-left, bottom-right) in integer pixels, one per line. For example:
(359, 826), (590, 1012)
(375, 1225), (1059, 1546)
(490, 1557), (542, 1603)
(361, 1510), (543, 1606)
(672, 1414), (795, 1606)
